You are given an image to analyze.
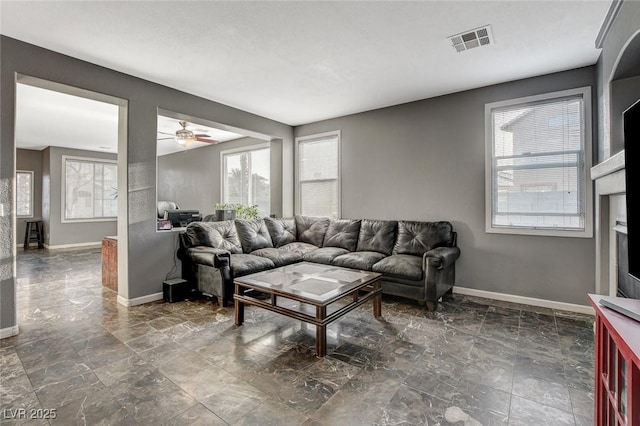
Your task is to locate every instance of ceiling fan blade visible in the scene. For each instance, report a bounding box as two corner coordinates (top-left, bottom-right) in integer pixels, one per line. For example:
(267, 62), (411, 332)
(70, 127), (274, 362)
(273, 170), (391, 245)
(196, 137), (219, 144)
(157, 137), (174, 140)
(194, 134), (211, 138)
(158, 131), (175, 136)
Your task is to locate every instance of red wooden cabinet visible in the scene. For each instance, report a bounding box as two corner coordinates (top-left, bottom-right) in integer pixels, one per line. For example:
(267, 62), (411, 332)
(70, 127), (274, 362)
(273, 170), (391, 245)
(589, 294), (640, 426)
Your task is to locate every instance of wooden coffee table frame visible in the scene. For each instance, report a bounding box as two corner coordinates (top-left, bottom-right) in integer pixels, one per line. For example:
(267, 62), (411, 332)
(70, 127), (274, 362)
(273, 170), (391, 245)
(233, 268), (382, 357)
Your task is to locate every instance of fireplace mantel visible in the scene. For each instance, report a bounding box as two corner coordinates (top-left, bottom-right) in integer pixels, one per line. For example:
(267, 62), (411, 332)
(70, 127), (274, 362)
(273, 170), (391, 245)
(591, 150), (626, 296)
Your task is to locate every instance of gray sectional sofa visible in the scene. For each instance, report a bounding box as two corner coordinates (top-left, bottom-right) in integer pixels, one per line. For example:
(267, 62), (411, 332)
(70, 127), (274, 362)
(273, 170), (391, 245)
(177, 215), (460, 311)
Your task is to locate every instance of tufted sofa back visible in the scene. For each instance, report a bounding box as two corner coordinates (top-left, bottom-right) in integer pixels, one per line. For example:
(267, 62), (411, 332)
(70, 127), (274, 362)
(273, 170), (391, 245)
(185, 220), (242, 253)
(263, 217), (297, 247)
(356, 219), (398, 255)
(235, 219), (274, 253)
(393, 221), (454, 256)
(295, 215), (330, 247)
(323, 219), (361, 251)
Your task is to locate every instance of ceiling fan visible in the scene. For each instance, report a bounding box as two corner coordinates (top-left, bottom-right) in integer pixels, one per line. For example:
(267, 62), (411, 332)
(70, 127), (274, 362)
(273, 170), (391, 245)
(157, 121), (219, 147)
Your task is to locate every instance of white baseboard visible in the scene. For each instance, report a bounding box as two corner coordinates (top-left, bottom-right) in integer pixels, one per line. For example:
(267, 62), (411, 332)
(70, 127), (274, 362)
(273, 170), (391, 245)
(45, 241), (101, 249)
(117, 292), (164, 307)
(0, 325), (19, 339)
(453, 286), (595, 315)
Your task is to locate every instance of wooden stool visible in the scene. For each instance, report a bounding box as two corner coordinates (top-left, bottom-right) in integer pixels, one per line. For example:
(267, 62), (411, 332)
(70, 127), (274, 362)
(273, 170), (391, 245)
(24, 219), (44, 249)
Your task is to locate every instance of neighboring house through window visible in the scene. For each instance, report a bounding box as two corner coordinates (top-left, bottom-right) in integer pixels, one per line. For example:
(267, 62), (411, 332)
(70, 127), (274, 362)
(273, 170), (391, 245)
(295, 131), (341, 219)
(221, 144), (271, 217)
(485, 87), (592, 237)
(62, 156), (118, 221)
(16, 170), (33, 218)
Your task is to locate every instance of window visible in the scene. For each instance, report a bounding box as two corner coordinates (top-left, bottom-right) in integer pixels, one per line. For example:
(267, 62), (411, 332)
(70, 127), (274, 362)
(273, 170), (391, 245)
(295, 131), (340, 219)
(16, 170), (33, 217)
(63, 156), (117, 221)
(485, 87), (592, 237)
(221, 145), (270, 217)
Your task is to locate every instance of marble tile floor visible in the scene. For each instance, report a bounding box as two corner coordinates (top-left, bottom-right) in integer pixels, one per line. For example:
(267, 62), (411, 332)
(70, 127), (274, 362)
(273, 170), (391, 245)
(1, 247), (595, 425)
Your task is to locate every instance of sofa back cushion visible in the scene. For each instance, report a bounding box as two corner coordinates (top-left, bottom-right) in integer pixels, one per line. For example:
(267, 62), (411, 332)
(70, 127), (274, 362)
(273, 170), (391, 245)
(295, 215), (330, 247)
(185, 221), (242, 254)
(393, 221), (454, 256)
(356, 219), (398, 255)
(323, 219), (361, 251)
(264, 217), (297, 248)
(235, 219), (274, 253)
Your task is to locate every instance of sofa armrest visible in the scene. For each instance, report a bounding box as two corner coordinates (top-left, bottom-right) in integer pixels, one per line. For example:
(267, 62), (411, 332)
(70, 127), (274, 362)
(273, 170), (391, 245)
(423, 246), (460, 270)
(184, 246), (231, 268)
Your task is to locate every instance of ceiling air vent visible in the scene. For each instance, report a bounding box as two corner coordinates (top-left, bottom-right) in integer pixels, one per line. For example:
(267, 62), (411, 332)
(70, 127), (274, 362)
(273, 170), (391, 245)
(448, 25), (493, 52)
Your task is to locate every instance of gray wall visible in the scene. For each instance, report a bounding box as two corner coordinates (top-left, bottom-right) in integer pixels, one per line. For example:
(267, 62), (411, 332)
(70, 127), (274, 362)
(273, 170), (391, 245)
(294, 67), (597, 306)
(0, 36), (294, 331)
(15, 149), (43, 246)
(157, 137), (273, 217)
(45, 146), (117, 246)
(610, 76), (640, 155)
(595, 0), (640, 161)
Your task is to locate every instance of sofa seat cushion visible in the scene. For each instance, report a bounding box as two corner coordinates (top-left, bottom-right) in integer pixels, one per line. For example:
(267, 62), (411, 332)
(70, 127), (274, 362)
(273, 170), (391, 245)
(372, 254), (423, 281)
(185, 221), (242, 253)
(303, 247), (349, 265)
(393, 221), (454, 256)
(264, 217), (297, 247)
(333, 251), (386, 270)
(356, 219), (398, 256)
(279, 242), (320, 257)
(295, 215), (330, 247)
(251, 248), (303, 267)
(230, 254), (275, 277)
(235, 219), (274, 253)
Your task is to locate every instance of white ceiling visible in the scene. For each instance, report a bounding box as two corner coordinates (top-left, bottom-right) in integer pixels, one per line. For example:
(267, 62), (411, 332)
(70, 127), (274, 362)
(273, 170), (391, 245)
(156, 116), (245, 156)
(2, 1), (611, 128)
(15, 83), (244, 155)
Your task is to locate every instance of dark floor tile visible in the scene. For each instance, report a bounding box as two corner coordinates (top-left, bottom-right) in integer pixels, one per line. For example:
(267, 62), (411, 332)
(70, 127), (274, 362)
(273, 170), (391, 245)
(6, 249), (600, 426)
(513, 353), (565, 383)
(450, 379), (511, 424)
(383, 384), (454, 425)
(111, 369), (198, 425)
(509, 395), (575, 425)
(161, 404), (226, 426)
(50, 391), (134, 425)
(234, 399), (309, 426)
(569, 387), (594, 420)
(34, 371), (106, 410)
(512, 375), (571, 412)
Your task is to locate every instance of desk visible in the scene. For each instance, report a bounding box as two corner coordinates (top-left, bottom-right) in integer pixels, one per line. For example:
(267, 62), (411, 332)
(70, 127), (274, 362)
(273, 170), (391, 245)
(102, 236), (117, 291)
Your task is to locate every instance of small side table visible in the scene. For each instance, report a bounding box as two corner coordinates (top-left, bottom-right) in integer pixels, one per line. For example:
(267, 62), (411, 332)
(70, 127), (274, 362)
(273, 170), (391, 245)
(24, 219), (44, 249)
(102, 236), (118, 291)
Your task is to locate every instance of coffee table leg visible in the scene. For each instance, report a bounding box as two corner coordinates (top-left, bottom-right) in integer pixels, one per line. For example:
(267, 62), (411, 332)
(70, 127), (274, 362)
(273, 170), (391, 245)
(234, 283), (244, 326)
(316, 324), (326, 357)
(373, 281), (382, 318)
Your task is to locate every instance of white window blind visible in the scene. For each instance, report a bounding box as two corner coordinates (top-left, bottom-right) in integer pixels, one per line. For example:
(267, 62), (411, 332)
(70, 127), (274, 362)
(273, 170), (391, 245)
(16, 170), (33, 217)
(64, 157), (117, 220)
(296, 132), (340, 219)
(222, 146), (270, 217)
(486, 88), (592, 236)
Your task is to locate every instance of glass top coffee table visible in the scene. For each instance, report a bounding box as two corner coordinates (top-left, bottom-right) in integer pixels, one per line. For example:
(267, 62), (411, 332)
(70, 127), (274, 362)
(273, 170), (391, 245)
(233, 262), (382, 357)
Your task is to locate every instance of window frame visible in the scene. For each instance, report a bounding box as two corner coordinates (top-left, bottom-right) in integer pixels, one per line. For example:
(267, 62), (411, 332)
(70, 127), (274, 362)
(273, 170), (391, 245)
(61, 155), (118, 223)
(294, 130), (341, 219)
(219, 143), (271, 216)
(484, 86), (593, 238)
(16, 170), (34, 218)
